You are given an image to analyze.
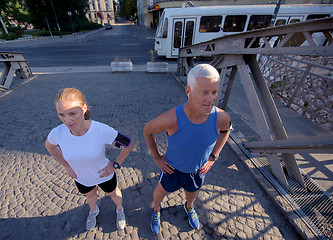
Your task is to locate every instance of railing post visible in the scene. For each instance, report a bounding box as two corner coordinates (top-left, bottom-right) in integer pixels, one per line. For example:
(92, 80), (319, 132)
(238, 58), (288, 187)
(245, 54), (305, 187)
(218, 66), (237, 110)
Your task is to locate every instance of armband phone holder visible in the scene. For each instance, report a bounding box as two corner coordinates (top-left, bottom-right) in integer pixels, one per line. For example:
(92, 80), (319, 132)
(115, 132), (131, 148)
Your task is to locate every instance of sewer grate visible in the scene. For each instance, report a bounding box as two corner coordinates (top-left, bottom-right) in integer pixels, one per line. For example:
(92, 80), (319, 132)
(253, 154), (333, 240)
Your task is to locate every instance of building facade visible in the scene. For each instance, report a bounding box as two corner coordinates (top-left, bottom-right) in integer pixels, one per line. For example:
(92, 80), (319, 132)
(86, 0), (115, 25)
(137, 0), (333, 29)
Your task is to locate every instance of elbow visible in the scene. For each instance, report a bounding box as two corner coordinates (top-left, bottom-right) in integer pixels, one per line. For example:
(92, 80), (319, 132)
(129, 139), (134, 150)
(143, 125), (152, 140)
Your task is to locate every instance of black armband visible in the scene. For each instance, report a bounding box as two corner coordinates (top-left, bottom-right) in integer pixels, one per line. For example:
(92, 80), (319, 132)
(220, 121), (233, 133)
(114, 132), (131, 148)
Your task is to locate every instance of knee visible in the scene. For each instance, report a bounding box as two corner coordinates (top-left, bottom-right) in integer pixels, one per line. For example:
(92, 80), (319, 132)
(107, 187), (120, 197)
(85, 187), (97, 199)
(154, 183), (168, 198)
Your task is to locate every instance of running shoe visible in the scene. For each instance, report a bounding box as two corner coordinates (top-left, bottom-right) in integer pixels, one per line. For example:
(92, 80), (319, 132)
(184, 202), (199, 229)
(116, 207), (126, 230)
(86, 205), (100, 231)
(151, 210), (161, 234)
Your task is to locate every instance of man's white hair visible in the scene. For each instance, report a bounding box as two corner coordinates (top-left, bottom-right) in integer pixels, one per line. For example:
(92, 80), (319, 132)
(187, 64), (220, 89)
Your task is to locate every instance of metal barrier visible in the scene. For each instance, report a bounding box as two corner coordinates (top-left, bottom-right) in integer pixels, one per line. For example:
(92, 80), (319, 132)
(258, 54), (333, 131)
(0, 51), (33, 92)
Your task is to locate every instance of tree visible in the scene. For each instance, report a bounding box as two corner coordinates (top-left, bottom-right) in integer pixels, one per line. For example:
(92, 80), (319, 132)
(119, 0), (137, 19)
(25, 0), (90, 32)
(0, 0), (29, 26)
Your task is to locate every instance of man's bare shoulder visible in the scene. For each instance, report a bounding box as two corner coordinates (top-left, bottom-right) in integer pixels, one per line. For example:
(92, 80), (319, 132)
(215, 107), (231, 130)
(157, 108), (177, 125)
(145, 108), (177, 135)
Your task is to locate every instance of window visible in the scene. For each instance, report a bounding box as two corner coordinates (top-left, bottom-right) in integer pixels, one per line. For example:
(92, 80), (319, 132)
(248, 15), (272, 31)
(223, 15), (247, 32)
(275, 19), (286, 26)
(199, 16), (222, 33)
(289, 19), (300, 24)
(156, 12), (166, 38)
(184, 21), (194, 46)
(162, 18), (168, 38)
(306, 14), (330, 20)
(174, 21), (183, 48)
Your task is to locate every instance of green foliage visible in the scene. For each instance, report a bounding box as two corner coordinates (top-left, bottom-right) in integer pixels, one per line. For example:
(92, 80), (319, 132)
(119, 0), (137, 19)
(25, 0), (90, 32)
(0, 26), (23, 40)
(77, 18), (100, 30)
(1, 0), (29, 25)
(26, 29), (59, 36)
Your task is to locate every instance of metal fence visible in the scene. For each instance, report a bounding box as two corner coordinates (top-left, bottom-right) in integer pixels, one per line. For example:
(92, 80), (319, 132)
(258, 55), (333, 131)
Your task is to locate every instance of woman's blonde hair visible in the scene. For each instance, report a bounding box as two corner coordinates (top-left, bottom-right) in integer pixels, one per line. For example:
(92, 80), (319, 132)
(55, 88), (90, 120)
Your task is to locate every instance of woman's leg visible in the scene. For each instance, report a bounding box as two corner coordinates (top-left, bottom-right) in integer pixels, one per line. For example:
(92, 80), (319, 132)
(107, 187), (123, 211)
(85, 187), (98, 211)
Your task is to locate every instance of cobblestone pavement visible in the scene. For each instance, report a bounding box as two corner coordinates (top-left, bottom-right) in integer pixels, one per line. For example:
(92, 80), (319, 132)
(0, 71), (300, 239)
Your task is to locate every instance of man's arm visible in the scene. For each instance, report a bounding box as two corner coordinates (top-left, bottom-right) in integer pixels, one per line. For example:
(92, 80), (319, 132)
(200, 109), (231, 173)
(143, 109), (176, 174)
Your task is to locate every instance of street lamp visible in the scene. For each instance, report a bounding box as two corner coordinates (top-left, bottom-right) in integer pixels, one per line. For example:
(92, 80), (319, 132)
(50, 0), (62, 37)
(68, 11), (76, 37)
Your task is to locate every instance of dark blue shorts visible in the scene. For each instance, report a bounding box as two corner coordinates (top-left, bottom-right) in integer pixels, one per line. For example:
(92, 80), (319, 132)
(159, 168), (206, 193)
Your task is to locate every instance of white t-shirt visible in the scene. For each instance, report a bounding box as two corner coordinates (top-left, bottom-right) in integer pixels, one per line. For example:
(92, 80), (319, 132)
(47, 120), (118, 186)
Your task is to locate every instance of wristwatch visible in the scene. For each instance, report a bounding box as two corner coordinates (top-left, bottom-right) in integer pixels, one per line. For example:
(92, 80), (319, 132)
(113, 161), (121, 169)
(210, 153), (217, 161)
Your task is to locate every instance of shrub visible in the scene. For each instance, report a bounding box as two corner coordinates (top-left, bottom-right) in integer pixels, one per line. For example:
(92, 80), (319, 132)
(0, 26), (23, 40)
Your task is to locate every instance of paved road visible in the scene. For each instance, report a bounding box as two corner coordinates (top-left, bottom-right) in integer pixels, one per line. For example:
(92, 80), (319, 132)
(0, 23), (169, 67)
(0, 69), (301, 239)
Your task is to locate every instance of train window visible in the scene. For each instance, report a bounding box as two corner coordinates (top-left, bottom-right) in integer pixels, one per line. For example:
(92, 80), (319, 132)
(248, 15), (272, 30)
(223, 15), (247, 32)
(275, 19), (286, 26)
(199, 16), (222, 33)
(289, 19), (300, 24)
(184, 21), (194, 46)
(162, 18), (168, 38)
(156, 13), (164, 38)
(173, 21), (183, 48)
(306, 14), (330, 20)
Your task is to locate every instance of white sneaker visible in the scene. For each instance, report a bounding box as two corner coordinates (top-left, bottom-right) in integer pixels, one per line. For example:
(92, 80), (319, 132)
(86, 205), (100, 231)
(116, 207), (126, 230)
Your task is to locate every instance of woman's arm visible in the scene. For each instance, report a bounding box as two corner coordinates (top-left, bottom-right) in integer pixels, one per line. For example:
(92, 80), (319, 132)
(98, 138), (134, 178)
(45, 139), (77, 179)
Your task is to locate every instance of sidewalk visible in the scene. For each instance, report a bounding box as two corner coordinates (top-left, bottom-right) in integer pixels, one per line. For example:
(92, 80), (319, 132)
(0, 68), (302, 239)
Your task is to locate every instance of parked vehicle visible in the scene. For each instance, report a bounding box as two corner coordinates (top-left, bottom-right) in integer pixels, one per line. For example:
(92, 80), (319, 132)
(155, 4), (333, 58)
(105, 24), (113, 30)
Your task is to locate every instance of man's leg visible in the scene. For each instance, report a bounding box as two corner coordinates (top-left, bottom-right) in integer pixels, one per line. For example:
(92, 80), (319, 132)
(184, 190), (200, 229)
(184, 190), (197, 209)
(153, 182), (169, 211)
(151, 182), (169, 234)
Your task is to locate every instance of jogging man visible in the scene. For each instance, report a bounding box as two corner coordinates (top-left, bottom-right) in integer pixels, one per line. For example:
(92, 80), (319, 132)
(143, 64), (232, 234)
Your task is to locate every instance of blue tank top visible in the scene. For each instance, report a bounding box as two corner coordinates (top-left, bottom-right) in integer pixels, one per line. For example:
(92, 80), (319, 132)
(166, 105), (219, 173)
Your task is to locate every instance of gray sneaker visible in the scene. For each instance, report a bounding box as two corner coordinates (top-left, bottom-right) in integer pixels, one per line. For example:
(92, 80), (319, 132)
(116, 207), (126, 230)
(86, 205), (100, 231)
